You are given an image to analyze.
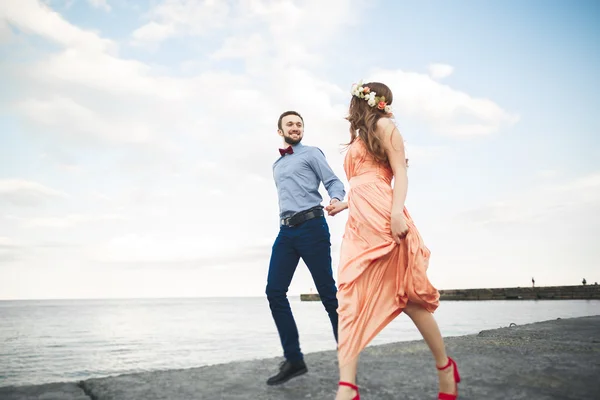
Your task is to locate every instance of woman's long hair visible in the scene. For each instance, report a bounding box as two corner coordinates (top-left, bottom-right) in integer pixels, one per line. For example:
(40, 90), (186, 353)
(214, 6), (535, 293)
(345, 81), (394, 165)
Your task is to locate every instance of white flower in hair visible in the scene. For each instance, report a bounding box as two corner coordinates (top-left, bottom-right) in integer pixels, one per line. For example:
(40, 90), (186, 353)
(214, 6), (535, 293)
(351, 79), (392, 113)
(351, 81), (363, 96)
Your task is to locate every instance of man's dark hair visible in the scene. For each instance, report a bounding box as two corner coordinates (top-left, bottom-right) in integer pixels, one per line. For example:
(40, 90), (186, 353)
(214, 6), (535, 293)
(277, 111), (304, 131)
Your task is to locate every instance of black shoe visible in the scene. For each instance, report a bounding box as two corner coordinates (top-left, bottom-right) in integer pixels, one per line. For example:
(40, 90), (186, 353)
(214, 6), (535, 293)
(266, 359), (308, 386)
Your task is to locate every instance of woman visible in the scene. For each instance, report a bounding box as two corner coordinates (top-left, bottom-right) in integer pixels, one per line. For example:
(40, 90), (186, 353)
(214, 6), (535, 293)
(325, 81), (461, 400)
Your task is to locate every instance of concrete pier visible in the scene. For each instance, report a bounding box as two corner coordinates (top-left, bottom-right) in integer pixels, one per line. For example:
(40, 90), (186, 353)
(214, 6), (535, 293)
(1, 315), (599, 399)
(300, 284), (600, 302)
(439, 284), (600, 301)
(300, 293), (321, 301)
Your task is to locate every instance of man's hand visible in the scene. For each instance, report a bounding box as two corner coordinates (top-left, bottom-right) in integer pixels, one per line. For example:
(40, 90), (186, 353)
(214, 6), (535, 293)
(325, 200), (348, 217)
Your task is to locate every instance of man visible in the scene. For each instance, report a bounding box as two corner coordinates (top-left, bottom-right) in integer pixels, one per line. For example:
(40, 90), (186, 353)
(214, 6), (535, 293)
(266, 110), (346, 386)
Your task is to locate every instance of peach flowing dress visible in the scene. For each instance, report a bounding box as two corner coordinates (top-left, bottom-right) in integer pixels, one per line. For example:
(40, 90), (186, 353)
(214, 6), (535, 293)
(336, 138), (440, 367)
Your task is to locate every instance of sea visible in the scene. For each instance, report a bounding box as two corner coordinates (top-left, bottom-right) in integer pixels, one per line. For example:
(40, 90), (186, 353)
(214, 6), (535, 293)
(1, 297), (599, 388)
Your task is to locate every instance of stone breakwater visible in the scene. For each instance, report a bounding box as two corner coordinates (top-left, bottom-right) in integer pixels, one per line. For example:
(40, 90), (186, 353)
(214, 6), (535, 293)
(300, 284), (600, 301)
(1, 315), (599, 399)
(439, 284), (600, 301)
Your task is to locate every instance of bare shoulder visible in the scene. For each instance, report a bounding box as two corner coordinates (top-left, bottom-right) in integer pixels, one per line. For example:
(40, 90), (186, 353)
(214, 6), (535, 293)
(376, 118), (402, 140)
(376, 117), (395, 130)
(376, 118), (404, 152)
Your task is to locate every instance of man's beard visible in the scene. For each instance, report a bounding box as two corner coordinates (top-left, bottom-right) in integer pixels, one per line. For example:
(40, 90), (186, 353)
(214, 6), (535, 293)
(284, 134), (302, 145)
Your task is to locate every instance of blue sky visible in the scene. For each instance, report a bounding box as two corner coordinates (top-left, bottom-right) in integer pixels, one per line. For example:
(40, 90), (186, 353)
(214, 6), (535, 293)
(0, 0), (599, 300)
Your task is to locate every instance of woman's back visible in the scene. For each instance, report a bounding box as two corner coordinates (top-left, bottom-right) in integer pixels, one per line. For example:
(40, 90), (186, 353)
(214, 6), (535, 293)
(343, 137), (393, 185)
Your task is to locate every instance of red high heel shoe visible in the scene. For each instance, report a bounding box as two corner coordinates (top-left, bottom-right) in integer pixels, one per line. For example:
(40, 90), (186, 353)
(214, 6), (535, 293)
(338, 381), (360, 400)
(437, 357), (461, 400)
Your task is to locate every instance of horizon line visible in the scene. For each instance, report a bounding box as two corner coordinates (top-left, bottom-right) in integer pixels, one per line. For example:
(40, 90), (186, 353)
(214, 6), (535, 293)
(2, 283), (597, 301)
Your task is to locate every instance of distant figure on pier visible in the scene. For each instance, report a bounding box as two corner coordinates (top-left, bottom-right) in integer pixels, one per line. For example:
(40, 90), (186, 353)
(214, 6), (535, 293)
(532, 277), (535, 287)
(582, 278), (587, 285)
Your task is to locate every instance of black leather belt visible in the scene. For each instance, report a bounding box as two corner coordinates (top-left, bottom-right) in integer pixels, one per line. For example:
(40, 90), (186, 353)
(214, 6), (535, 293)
(280, 207), (324, 227)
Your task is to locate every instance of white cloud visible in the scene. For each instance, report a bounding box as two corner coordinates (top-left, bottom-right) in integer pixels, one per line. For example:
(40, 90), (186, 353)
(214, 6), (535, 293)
(5, 0), (361, 152)
(0, 234), (79, 265)
(16, 96), (158, 144)
(1, 0), (114, 52)
(2, 2), (182, 149)
(132, 0), (230, 44)
(11, 213), (127, 229)
(369, 68), (520, 136)
(404, 144), (448, 165)
(0, 179), (68, 206)
(133, 0), (366, 67)
(131, 21), (174, 44)
(87, 0), (110, 12)
(245, 0), (366, 49)
(88, 233), (272, 265)
(28, 49), (186, 99)
(42, 0), (112, 12)
(210, 33), (267, 60)
(0, 237), (20, 262)
(536, 169), (561, 179)
(0, 236), (18, 248)
(1, 0), (552, 300)
(428, 63), (454, 80)
(419, 171), (600, 290)
(458, 172), (600, 226)
(0, 19), (13, 43)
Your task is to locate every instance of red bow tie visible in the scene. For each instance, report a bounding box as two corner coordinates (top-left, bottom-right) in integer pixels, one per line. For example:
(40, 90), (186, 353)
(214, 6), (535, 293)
(279, 146), (294, 156)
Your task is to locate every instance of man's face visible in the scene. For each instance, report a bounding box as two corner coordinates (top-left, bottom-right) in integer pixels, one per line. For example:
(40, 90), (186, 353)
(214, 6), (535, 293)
(278, 115), (304, 145)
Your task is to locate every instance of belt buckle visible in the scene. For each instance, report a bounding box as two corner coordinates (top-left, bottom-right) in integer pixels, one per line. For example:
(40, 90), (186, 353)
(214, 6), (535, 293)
(281, 217), (292, 227)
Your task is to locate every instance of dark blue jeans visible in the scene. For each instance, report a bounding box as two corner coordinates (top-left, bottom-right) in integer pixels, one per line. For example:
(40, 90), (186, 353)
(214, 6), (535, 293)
(266, 216), (339, 362)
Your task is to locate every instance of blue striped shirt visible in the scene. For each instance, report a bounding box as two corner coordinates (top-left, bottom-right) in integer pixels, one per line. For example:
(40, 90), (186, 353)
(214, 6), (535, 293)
(273, 142), (346, 218)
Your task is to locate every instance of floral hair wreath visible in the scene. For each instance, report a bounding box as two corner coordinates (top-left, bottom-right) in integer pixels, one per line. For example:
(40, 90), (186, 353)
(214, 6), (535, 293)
(351, 80), (392, 113)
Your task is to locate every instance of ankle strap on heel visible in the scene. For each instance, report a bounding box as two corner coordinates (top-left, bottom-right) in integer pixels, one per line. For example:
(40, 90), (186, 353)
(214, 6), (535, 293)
(437, 358), (453, 371)
(436, 356), (461, 386)
(339, 381), (359, 391)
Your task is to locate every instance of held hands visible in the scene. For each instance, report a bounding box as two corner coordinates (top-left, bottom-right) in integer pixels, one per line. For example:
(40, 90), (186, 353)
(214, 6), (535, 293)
(325, 198), (348, 217)
(391, 212), (409, 244)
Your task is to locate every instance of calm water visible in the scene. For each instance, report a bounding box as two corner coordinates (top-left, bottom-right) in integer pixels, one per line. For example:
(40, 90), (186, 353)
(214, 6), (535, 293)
(1, 297), (599, 387)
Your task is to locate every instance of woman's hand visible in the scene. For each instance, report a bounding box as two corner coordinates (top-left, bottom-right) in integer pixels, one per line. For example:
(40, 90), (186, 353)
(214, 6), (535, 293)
(391, 212), (409, 244)
(325, 201), (348, 216)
